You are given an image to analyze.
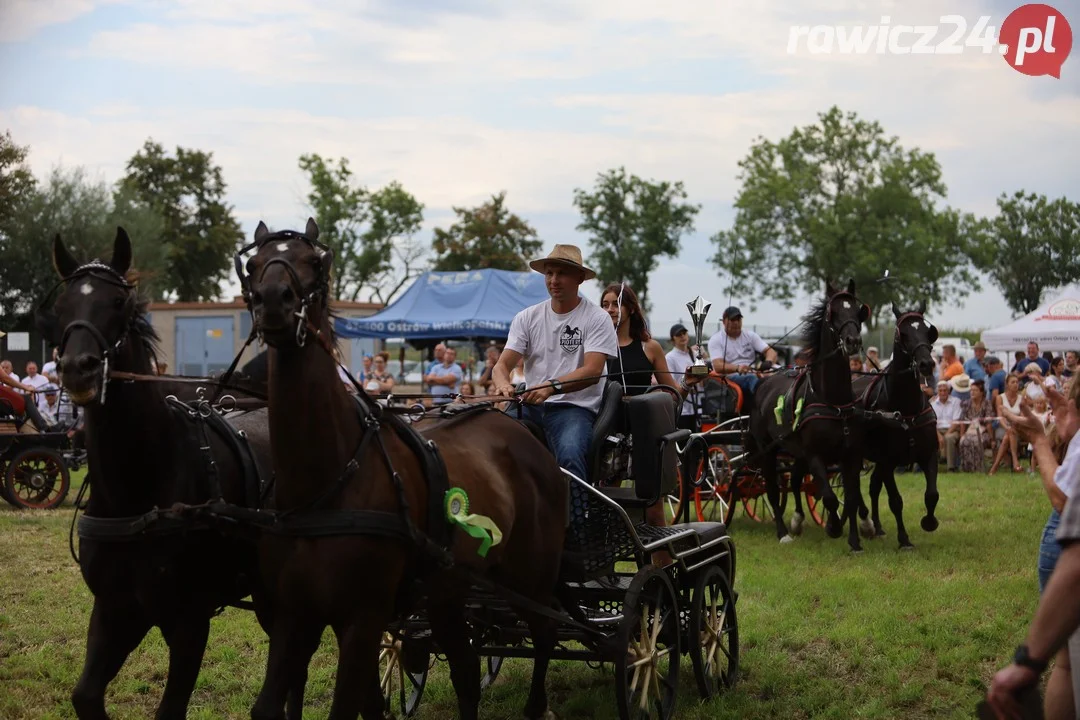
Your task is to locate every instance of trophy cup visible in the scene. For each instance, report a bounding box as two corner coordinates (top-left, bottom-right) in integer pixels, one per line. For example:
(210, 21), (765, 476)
(686, 296), (711, 376)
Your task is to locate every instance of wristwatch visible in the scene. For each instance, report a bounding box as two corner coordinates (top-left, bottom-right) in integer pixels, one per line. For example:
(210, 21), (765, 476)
(1013, 645), (1048, 673)
(548, 379), (564, 395)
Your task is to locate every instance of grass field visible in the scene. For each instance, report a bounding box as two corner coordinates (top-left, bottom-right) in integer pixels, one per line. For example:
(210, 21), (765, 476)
(0, 469), (1052, 719)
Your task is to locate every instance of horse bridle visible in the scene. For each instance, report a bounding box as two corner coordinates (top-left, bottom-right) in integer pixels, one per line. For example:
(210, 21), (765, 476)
(824, 290), (867, 357)
(47, 262), (139, 406)
(894, 312), (936, 378)
(235, 230), (332, 348)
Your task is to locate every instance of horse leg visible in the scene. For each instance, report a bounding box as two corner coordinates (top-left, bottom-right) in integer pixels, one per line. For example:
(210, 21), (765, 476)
(252, 616), (324, 720)
(326, 613), (389, 720)
(521, 610), (557, 720)
(155, 616), (210, 720)
(788, 459), (806, 537)
(843, 458), (868, 553)
(879, 466), (913, 550)
(762, 452), (791, 543)
(868, 465), (885, 537)
(428, 598), (482, 720)
(72, 598), (152, 720)
(920, 439), (941, 532)
(808, 457), (842, 539)
(251, 590), (307, 720)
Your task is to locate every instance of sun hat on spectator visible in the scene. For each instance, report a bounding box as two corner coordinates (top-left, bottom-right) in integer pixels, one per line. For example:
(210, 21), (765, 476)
(949, 374), (971, 393)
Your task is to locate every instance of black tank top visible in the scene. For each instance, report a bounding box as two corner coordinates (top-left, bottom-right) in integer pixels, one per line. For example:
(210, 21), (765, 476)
(607, 340), (654, 396)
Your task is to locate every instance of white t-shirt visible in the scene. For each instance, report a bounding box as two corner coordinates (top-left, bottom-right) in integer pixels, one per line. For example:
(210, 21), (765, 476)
(930, 396), (963, 430)
(665, 346), (702, 417)
(42, 361), (57, 381)
(505, 297), (619, 413)
(707, 329), (768, 368)
(23, 373), (50, 410)
(1055, 430), (1080, 498)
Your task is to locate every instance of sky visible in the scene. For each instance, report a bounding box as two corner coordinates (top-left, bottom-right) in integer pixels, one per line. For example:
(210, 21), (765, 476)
(1, 0), (1078, 337)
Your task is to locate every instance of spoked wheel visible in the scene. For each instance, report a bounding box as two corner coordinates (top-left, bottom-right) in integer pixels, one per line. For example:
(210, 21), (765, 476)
(740, 472), (783, 523)
(614, 566), (681, 720)
(4, 448), (70, 510)
(693, 446), (735, 525)
(690, 565), (739, 699)
(379, 631), (428, 718)
(480, 655), (503, 690)
(803, 475), (826, 527)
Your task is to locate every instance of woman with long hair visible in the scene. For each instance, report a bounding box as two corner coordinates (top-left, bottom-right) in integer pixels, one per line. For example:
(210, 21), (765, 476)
(599, 282), (702, 567)
(991, 373), (1025, 474)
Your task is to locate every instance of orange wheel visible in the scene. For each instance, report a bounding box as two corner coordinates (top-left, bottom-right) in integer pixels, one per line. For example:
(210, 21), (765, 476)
(4, 448), (70, 510)
(692, 445), (735, 525)
(802, 475), (826, 526)
(740, 472), (784, 522)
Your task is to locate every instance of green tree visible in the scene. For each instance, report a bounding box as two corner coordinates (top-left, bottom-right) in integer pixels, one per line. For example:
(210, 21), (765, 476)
(298, 154), (424, 302)
(971, 191), (1080, 316)
(0, 131), (36, 228)
(0, 166), (168, 323)
(573, 167), (700, 313)
(120, 139), (243, 301)
(710, 106), (982, 327)
(430, 191), (541, 272)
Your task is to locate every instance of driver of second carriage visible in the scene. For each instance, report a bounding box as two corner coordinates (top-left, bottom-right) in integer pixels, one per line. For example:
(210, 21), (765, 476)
(492, 245), (619, 483)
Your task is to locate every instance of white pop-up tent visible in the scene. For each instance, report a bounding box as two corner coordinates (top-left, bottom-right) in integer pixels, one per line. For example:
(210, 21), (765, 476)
(981, 285), (1080, 352)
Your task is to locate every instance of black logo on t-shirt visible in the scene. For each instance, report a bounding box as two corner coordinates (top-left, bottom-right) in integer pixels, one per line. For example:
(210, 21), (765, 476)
(561, 325), (582, 353)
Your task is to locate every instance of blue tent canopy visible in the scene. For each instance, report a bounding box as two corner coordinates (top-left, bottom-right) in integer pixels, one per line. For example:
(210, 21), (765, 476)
(335, 269), (550, 340)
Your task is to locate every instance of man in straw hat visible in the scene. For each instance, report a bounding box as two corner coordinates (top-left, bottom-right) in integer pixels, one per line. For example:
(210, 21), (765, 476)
(493, 244), (618, 482)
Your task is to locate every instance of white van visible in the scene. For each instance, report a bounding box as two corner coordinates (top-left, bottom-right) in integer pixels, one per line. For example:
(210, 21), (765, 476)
(933, 337), (972, 361)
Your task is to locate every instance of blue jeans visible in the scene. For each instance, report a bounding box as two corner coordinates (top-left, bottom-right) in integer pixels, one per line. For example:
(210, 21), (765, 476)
(519, 403), (595, 483)
(729, 373), (760, 397)
(1039, 508), (1062, 594)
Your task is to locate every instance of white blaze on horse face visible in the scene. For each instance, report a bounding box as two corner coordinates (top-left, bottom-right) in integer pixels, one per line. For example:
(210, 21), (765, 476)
(80, 281), (93, 296)
(842, 301), (851, 309)
(276, 242), (289, 253)
(911, 321), (921, 329)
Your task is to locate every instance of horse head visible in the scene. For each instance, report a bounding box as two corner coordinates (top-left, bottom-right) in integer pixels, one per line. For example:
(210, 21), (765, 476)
(822, 278), (870, 359)
(892, 302), (938, 381)
(237, 218), (333, 349)
(38, 228), (147, 406)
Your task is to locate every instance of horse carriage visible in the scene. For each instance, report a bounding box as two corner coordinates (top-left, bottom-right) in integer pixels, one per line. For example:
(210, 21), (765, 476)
(378, 384), (740, 719)
(0, 399), (80, 510)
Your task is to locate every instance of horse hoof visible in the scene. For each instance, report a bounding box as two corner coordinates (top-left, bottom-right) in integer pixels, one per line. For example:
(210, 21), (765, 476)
(780, 535), (795, 544)
(859, 519), (876, 539)
(850, 547), (864, 555)
(825, 523), (843, 539)
(789, 515), (804, 537)
(921, 516), (939, 532)
(899, 543), (916, 552)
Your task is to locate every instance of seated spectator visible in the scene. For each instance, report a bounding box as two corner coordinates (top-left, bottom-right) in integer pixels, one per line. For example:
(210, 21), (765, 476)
(42, 347), (59, 383)
(23, 361), (50, 411)
(1048, 356), (1066, 391)
(1, 359), (19, 386)
(39, 383), (61, 426)
(940, 344), (964, 381)
(965, 341), (988, 381)
(1026, 364), (1049, 402)
(1065, 350), (1078, 378)
(864, 346), (882, 372)
(1011, 350), (1026, 375)
(1029, 395), (1054, 474)
(986, 355), (1007, 404)
(849, 355), (864, 373)
(957, 379), (995, 472)
(931, 380), (963, 471)
(950, 373), (972, 403)
(991, 373), (1025, 474)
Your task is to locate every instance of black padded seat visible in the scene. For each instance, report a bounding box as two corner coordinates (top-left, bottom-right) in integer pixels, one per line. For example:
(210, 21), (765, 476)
(678, 521), (729, 545)
(587, 381), (625, 481)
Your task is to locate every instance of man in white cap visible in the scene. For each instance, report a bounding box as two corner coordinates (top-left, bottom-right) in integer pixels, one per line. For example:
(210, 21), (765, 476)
(707, 305), (777, 399)
(493, 244), (619, 482)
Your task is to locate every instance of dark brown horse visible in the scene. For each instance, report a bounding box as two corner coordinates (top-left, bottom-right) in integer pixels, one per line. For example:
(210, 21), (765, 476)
(747, 280), (873, 553)
(242, 219), (567, 720)
(852, 304), (940, 549)
(39, 230), (303, 719)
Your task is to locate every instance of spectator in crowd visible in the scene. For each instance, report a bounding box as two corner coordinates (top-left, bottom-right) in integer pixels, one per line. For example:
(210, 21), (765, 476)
(39, 383), (61, 426)
(0, 359), (20, 387)
(363, 354), (395, 396)
(950, 373), (972, 403)
(478, 345), (501, 392)
(1065, 350), (1078, 379)
(42, 347), (59, 383)
(931, 380), (963, 471)
(849, 355), (864, 373)
(360, 354), (373, 384)
(509, 356), (526, 386)
(1017, 341), (1052, 375)
(1049, 356), (1066, 391)
(991, 373), (1025, 475)
(957, 379), (995, 472)
(425, 346), (463, 406)
(23, 361), (50, 411)
(707, 305), (777, 400)
(940, 344), (964, 381)
(1012, 350), (1027, 375)
(986, 356), (1007, 404)
(864, 346), (881, 372)
(965, 341), (988, 381)
(1026, 364), (1049, 402)
(987, 381), (1080, 719)
(665, 322), (704, 432)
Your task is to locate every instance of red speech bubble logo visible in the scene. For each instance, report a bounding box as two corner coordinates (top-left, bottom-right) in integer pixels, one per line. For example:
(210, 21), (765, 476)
(1000, 4), (1073, 78)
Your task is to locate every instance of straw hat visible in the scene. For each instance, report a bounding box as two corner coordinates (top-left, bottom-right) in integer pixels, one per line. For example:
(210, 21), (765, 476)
(528, 244), (596, 280)
(949, 374), (971, 393)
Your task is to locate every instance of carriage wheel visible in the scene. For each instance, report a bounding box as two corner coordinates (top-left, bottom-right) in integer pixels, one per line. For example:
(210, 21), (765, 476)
(614, 566), (681, 720)
(689, 565), (739, 699)
(802, 475), (826, 527)
(692, 446), (735, 526)
(379, 631), (428, 718)
(741, 472), (783, 523)
(480, 655), (503, 690)
(4, 448), (70, 510)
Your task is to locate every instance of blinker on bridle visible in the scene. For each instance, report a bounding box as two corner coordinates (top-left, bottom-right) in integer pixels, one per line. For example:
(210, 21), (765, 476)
(46, 261), (138, 406)
(235, 230), (332, 348)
